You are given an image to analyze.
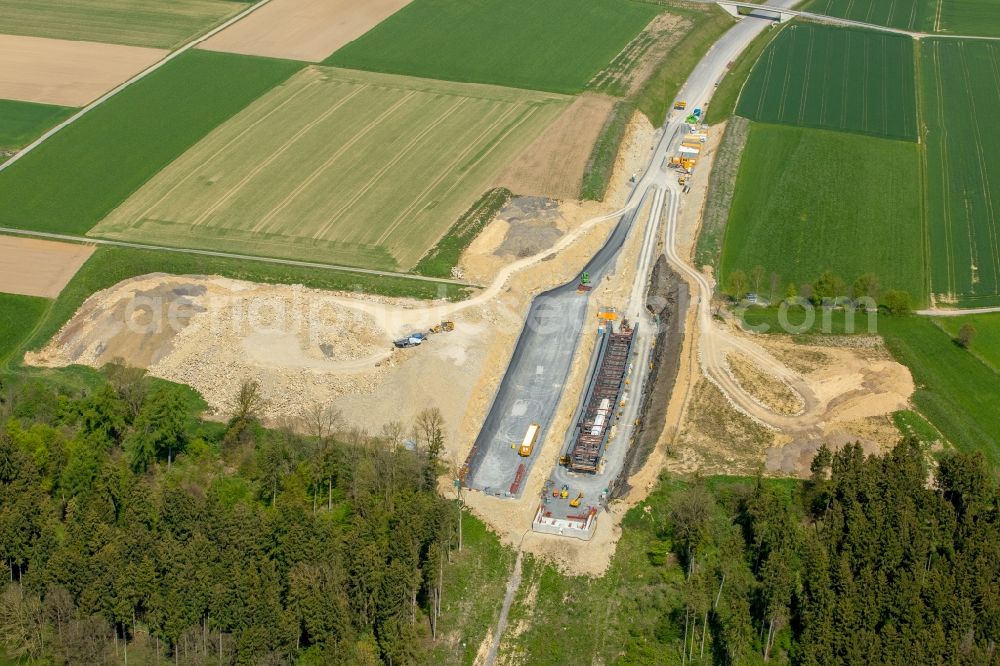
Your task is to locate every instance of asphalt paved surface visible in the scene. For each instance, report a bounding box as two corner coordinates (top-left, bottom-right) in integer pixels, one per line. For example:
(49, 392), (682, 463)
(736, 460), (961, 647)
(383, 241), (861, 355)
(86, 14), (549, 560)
(464, 189), (651, 494)
(466, 3), (801, 502)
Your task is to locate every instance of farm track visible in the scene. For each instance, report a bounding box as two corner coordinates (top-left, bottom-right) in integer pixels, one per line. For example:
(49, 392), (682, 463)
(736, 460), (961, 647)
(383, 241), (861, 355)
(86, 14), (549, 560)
(0, 226), (477, 288)
(0, 0), (278, 173)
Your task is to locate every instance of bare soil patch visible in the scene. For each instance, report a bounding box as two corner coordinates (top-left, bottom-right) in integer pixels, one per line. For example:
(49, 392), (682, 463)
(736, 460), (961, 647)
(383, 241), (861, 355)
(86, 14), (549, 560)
(494, 94), (615, 200)
(198, 0), (412, 62)
(588, 13), (689, 97)
(725, 351), (804, 416)
(0, 235), (93, 298)
(0, 34), (165, 106)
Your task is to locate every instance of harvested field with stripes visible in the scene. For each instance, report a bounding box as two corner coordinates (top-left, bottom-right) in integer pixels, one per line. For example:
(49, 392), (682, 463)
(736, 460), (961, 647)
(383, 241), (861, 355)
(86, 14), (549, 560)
(0, 0), (249, 49)
(736, 23), (917, 141)
(922, 39), (1000, 307)
(91, 67), (569, 271)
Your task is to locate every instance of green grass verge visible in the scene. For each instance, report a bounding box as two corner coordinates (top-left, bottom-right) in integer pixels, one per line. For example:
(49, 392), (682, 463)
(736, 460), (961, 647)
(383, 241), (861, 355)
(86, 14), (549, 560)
(413, 188), (512, 278)
(0, 293), (50, 368)
(10, 246), (466, 367)
(879, 316), (1000, 467)
(736, 23), (918, 141)
(0, 51), (303, 236)
(0, 99), (73, 152)
(694, 115), (749, 269)
(325, 0), (658, 94)
(633, 3), (733, 124)
(892, 409), (943, 446)
(935, 313), (1000, 373)
(580, 101), (635, 201)
(704, 23), (783, 125)
(430, 511), (515, 665)
(720, 123), (925, 304)
(737, 304), (879, 335)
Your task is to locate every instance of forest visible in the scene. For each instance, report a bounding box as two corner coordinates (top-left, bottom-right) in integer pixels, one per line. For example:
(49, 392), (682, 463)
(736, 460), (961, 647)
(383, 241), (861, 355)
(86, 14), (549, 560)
(0, 368), (458, 664)
(1, 367), (999, 665)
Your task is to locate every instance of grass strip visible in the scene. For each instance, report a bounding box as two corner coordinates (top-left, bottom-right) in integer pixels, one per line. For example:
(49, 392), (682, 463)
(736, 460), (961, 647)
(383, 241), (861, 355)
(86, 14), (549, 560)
(413, 188), (512, 278)
(0, 293), (51, 368)
(581, 101), (635, 201)
(695, 115), (749, 269)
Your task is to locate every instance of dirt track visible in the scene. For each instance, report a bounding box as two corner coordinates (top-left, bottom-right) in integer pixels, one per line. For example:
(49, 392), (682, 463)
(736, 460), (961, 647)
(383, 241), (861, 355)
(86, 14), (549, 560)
(0, 34), (166, 106)
(0, 235), (94, 298)
(198, 0), (411, 62)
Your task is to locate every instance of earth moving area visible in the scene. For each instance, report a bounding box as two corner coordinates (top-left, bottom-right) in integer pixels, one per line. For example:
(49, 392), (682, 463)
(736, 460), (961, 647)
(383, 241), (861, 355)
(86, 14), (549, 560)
(0, 33), (166, 106)
(90, 66), (569, 271)
(198, 0), (413, 63)
(0, 235), (94, 298)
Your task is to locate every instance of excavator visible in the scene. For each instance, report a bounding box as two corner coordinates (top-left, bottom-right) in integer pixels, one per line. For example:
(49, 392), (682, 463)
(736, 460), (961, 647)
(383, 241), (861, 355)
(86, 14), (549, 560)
(430, 321), (454, 333)
(570, 492), (583, 508)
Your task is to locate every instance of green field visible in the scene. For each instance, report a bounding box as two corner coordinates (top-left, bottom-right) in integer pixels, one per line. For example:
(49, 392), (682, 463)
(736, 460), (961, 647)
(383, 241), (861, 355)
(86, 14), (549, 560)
(0, 51), (302, 237)
(720, 124), (925, 302)
(0, 0), (248, 49)
(0, 293), (50, 367)
(806, 0), (1000, 37)
(325, 0), (658, 94)
(91, 67), (568, 271)
(880, 316), (1000, 466)
(705, 24), (784, 125)
(736, 23), (917, 140)
(936, 313), (1000, 371)
(922, 39), (1000, 307)
(0, 99), (73, 152)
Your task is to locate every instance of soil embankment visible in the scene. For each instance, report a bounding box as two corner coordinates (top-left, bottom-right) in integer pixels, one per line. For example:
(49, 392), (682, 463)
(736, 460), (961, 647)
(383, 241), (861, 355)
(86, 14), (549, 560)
(613, 255), (688, 497)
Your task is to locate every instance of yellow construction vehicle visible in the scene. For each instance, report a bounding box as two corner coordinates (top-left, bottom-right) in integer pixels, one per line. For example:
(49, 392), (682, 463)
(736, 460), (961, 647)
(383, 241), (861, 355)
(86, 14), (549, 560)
(559, 455), (570, 466)
(674, 101), (688, 110)
(430, 321), (454, 333)
(560, 485), (569, 499)
(570, 493), (583, 508)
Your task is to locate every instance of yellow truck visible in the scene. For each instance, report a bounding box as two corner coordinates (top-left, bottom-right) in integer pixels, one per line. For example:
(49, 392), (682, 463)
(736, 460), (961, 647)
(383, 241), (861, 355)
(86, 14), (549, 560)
(518, 423), (540, 457)
(674, 101), (688, 110)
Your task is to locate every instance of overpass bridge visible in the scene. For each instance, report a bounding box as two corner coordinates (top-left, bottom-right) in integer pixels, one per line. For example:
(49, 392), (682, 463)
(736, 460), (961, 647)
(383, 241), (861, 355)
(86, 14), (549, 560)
(714, 1), (918, 36)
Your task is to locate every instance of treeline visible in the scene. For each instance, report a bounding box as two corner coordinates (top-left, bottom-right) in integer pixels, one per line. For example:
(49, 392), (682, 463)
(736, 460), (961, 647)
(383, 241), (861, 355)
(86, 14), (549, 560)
(0, 369), (458, 665)
(665, 439), (1000, 664)
(725, 267), (912, 314)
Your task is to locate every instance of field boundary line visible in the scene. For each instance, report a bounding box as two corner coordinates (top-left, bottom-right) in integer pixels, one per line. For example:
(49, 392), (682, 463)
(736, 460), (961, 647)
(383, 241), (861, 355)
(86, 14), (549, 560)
(0, 227), (479, 288)
(0, 0), (279, 173)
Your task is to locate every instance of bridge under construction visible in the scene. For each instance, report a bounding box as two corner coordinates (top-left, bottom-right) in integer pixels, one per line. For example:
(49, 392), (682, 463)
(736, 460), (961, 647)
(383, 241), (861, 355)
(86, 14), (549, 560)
(567, 318), (636, 473)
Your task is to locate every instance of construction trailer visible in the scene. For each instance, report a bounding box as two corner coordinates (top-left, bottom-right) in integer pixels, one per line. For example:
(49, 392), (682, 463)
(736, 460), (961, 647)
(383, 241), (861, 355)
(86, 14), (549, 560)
(567, 319), (636, 473)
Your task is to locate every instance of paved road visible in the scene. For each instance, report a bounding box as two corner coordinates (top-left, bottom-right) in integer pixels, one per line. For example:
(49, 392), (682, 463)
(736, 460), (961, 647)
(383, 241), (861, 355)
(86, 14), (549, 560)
(464, 190), (651, 493)
(467, 1), (803, 498)
(917, 306), (1000, 316)
(0, 0), (277, 173)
